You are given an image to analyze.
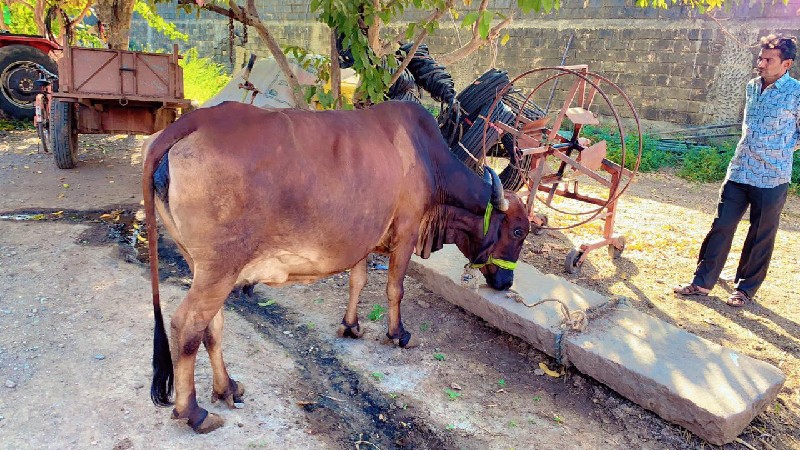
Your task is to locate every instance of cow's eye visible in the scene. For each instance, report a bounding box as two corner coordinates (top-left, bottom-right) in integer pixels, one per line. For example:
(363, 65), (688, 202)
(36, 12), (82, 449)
(513, 228), (523, 238)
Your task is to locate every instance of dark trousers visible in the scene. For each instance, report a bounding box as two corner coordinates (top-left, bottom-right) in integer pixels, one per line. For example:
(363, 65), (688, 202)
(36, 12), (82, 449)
(692, 180), (789, 298)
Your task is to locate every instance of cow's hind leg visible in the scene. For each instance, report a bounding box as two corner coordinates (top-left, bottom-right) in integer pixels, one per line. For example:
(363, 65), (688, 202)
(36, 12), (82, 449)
(337, 256), (367, 339)
(170, 270), (236, 433)
(204, 308), (246, 407)
(385, 240), (420, 349)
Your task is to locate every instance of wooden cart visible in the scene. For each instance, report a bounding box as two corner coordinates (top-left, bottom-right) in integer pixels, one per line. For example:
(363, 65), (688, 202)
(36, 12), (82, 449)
(45, 44), (191, 169)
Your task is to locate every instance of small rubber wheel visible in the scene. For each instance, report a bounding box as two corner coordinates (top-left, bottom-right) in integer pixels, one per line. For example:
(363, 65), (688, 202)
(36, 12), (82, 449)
(564, 248), (583, 274)
(532, 214), (548, 236)
(608, 236), (626, 259)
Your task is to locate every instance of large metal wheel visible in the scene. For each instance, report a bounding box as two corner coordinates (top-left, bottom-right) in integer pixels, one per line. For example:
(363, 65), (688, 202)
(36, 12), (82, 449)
(481, 66), (642, 232)
(50, 98), (78, 169)
(0, 45), (58, 120)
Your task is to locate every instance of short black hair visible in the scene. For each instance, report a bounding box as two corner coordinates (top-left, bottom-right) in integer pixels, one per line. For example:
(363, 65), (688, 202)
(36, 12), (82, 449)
(760, 33), (797, 61)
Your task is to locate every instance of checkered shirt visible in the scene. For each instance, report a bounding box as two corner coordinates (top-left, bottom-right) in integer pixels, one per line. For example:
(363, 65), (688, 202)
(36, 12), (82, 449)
(727, 72), (800, 188)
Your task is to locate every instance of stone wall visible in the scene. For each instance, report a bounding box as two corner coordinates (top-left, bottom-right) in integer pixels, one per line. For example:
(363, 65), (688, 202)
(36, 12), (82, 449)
(129, 0), (800, 128)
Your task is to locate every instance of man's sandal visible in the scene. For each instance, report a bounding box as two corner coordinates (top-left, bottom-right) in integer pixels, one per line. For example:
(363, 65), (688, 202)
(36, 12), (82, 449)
(673, 283), (711, 296)
(726, 290), (752, 307)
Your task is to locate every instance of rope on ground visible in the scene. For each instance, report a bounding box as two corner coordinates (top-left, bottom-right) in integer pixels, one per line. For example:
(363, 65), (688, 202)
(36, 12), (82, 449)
(354, 433), (381, 450)
(506, 293), (588, 332)
(506, 292), (626, 365)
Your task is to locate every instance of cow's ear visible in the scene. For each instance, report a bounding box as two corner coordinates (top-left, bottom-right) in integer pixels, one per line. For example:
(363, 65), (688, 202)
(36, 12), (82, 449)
(472, 213), (502, 264)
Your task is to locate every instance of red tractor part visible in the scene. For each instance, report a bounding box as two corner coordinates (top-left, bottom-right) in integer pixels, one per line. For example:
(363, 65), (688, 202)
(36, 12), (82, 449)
(0, 33), (60, 119)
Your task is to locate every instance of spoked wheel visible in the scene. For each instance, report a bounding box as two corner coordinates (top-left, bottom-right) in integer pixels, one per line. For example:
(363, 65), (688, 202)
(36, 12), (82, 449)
(481, 66), (642, 231)
(480, 66), (641, 272)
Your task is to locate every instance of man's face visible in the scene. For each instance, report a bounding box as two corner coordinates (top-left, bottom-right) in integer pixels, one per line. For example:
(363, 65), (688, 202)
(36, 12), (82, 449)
(757, 48), (793, 83)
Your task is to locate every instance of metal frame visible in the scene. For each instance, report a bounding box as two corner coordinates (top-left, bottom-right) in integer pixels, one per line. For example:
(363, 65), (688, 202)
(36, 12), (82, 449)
(481, 66), (642, 272)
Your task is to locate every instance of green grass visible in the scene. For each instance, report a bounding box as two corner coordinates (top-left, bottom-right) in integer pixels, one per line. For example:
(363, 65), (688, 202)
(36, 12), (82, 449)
(368, 304), (387, 321)
(444, 388), (461, 400)
(582, 125), (676, 173)
(676, 141), (736, 183)
(179, 48), (231, 105)
(583, 125), (799, 195)
(0, 119), (34, 130)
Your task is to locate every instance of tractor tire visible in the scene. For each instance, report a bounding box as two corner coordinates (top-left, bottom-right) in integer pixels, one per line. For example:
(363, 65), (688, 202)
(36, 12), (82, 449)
(50, 99), (78, 169)
(0, 45), (58, 120)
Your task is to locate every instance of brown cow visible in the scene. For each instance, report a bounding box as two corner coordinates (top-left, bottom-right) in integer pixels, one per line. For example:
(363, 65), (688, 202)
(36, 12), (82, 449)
(143, 101), (530, 433)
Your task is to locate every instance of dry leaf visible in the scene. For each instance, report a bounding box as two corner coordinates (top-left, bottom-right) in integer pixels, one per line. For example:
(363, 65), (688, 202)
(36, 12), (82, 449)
(538, 362), (562, 378)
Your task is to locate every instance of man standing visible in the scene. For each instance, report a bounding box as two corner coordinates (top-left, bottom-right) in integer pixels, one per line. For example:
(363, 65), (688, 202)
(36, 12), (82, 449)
(674, 33), (799, 307)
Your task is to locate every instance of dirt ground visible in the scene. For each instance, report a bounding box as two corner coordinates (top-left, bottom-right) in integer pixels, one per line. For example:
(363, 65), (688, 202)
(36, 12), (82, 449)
(0, 129), (798, 450)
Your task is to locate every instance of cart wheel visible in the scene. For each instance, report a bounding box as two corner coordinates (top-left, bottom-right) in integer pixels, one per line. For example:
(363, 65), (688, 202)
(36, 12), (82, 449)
(532, 214), (548, 236)
(50, 99), (78, 169)
(608, 236), (626, 259)
(564, 248), (583, 274)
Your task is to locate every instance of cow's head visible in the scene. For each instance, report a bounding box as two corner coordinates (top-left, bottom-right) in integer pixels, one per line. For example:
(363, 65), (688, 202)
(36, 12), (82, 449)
(469, 167), (530, 290)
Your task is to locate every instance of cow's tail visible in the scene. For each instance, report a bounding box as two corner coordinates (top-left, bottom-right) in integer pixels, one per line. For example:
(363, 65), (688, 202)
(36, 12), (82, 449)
(142, 113), (202, 407)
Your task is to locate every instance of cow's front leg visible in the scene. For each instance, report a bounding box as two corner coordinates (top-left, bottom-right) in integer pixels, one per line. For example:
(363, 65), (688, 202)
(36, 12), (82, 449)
(338, 257), (368, 339)
(204, 308), (246, 407)
(385, 241), (420, 348)
(170, 273), (234, 433)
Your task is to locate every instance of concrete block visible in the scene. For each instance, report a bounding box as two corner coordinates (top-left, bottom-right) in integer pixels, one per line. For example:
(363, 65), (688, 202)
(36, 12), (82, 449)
(564, 308), (785, 445)
(409, 245), (607, 359)
(409, 245), (786, 445)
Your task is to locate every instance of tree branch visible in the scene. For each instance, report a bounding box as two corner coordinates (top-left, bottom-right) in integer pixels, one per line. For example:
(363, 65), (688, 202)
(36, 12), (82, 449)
(71, 0), (94, 29)
(367, 0), (382, 57)
(193, 0), (309, 109)
(329, 28), (341, 109)
(438, 2), (514, 66)
(387, 0), (454, 88)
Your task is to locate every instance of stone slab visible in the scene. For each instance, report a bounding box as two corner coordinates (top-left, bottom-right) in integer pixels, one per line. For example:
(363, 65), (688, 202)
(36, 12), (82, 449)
(409, 245), (786, 445)
(409, 245), (607, 359)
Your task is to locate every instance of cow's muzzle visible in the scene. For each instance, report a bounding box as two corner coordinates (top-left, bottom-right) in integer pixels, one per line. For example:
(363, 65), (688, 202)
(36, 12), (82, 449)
(485, 268), (514, 291)
(469, 256), (516, 290)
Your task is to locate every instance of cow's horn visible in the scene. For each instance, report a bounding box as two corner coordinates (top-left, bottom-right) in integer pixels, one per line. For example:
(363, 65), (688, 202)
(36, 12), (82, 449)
(485, 166), (509, 212)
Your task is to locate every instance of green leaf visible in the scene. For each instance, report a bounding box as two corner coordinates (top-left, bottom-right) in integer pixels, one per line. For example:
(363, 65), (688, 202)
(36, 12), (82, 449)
(257, 299), (276, 307)
(461, 11), (479, 28)
(405, 22), (416, 40)
(478, 10), (492, 39)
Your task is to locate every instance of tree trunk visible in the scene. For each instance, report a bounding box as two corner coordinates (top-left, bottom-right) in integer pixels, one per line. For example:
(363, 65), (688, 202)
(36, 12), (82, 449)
(94, 0), (136, 49)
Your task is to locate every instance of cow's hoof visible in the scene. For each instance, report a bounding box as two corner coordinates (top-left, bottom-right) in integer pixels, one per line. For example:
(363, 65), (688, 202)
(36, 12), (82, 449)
(383, 331), (420, 348)
(211, 379), (246, 408)
(336, 323), (364, 339)
(193, 412), (224, 434)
